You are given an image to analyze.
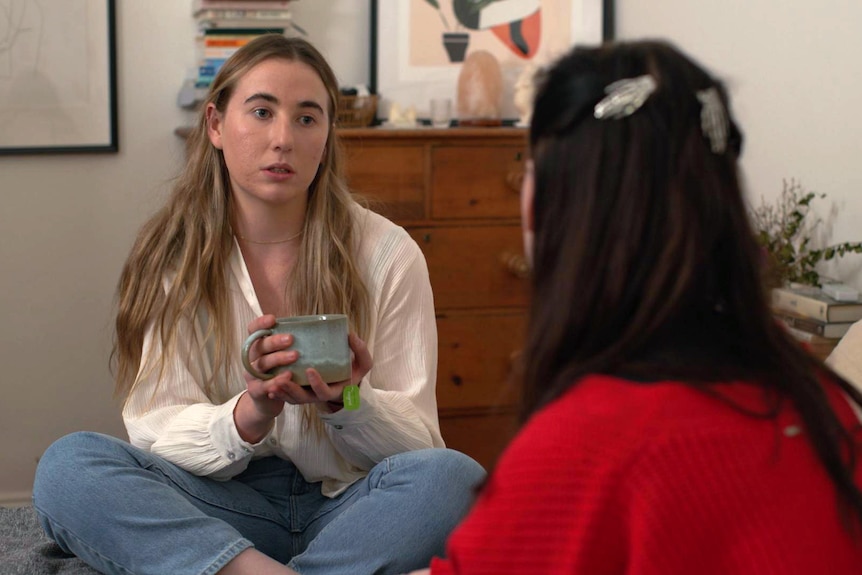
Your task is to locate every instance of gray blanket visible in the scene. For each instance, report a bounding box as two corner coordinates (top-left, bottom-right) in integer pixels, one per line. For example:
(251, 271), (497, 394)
(0, 506), (98, 575)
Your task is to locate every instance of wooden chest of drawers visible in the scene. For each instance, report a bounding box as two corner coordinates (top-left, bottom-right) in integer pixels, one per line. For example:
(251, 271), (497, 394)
(340, 127), (529, 471)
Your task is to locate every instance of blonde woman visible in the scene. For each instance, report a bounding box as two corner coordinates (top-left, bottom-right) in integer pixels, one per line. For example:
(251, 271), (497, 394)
(33, 35), (484, 575)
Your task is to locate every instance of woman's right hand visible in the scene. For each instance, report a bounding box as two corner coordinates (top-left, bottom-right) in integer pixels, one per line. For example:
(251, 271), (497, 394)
(234, 314), (300, 442)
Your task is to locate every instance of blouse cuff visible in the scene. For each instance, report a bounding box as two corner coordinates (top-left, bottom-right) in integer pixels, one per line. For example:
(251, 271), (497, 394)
(209, 392), (264, 464)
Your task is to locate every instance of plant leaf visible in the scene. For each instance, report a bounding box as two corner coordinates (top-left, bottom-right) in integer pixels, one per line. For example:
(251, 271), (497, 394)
(746, 178), (862, 287)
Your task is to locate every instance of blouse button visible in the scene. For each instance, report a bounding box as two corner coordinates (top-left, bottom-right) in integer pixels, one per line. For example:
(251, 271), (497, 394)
(227, 451), (236, 461)
(268, 437), (277, 446)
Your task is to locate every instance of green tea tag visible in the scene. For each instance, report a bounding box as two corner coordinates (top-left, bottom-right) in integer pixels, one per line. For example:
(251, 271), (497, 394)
(343, 385), (360, 411)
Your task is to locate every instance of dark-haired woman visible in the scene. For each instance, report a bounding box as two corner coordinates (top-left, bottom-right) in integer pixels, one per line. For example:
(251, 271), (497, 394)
(425, 40), (862, 574)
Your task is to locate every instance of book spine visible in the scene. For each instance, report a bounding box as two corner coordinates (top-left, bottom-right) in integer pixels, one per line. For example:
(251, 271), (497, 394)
(204, 35), (255, 45)
(775, 312), (827, 336)
(199, 23), (287, 34)
(775, 312), (850, 338)
(194, 1), (294, 13)
(203, 47), (242, 59)
(196, 9), (293, 20)
(772, 290), (829, 322)
(203, 58), (228, 68)
(783, 325), (838, 343)
(204, 39), (250, 47)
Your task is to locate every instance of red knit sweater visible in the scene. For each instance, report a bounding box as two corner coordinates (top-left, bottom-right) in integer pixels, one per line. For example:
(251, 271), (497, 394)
(431, 374), (862, 574)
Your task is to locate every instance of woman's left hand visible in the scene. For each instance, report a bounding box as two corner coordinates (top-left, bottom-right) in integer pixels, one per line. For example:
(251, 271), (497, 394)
(280, 332), (373, 407)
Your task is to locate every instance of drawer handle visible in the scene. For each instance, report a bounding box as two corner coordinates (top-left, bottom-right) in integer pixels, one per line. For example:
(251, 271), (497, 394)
(509, 348), (524, 377)
(505, 169), (524, 193)
(500, 251), (530, 279)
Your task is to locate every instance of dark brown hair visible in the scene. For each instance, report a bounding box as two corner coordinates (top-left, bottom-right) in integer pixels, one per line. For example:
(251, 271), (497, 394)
(523, 40), (862, 524)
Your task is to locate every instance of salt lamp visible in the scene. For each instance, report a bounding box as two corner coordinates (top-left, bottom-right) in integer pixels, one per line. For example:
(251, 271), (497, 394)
(456, 50), (504, 126)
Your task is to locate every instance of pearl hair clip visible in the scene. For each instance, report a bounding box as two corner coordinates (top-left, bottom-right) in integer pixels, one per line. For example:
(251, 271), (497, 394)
(593, 75), (657, 120)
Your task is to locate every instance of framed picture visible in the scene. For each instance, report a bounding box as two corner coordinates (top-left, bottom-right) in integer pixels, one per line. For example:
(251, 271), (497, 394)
(370, 0), (614, 123)
(0, 0), (118, 155)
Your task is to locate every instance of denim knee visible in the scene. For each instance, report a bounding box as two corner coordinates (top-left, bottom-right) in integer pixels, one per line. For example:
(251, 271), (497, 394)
(386, 449), (486, 554)
(286, 449), (486, 575)
(417, 448), (487, 491)
(33, 432), (256, 574)
(34, 432), (124, 512)
(382, 448), (487, 511)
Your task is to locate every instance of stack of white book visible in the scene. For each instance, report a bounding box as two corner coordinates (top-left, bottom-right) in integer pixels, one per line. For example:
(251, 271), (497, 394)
(193, 0), (298, 32)
(772, 284), (862, 340)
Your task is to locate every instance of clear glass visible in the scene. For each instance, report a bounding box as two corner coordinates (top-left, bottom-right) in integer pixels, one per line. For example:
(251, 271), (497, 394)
(430, 98), (452, 128)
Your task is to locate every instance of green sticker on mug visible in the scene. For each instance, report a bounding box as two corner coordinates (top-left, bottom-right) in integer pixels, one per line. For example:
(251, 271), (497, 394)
(343, 385), (360, 411)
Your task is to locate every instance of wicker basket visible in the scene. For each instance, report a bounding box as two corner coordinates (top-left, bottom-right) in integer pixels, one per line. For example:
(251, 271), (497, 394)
(336, 94), (379, 128)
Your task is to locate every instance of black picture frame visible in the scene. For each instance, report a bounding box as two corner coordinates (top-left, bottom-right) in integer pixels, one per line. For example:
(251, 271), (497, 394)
(0, 0), (118, 155)
(369, 0), (614, 123)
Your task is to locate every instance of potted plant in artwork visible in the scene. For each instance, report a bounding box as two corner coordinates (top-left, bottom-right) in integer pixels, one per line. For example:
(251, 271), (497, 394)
(423, 0), (470, 62)
(423, 0), (544, 63)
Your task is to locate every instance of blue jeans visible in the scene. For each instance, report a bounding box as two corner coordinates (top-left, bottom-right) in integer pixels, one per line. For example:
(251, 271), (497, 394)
(33, 432), (485, 575)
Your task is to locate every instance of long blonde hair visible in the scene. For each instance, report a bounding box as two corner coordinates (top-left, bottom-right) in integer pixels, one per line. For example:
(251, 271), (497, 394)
(112, 35), (370, 403)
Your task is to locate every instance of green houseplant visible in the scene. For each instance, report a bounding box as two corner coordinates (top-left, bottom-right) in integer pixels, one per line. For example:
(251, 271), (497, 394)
(750, 179), (862, 288)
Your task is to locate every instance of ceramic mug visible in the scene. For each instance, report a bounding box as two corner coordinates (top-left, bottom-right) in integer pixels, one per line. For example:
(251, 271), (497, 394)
(241, 314), (351, 387)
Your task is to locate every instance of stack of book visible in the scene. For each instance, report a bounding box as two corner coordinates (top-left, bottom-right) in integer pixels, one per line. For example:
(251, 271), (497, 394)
(194, 0), (297, 32)
(192, 1), (300, 93)
(772, 284), (862, 348)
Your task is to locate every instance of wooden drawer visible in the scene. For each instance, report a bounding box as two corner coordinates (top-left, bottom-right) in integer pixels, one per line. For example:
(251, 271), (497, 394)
(339, 128), (530, 472)
(431, 145), (525, 220)
(439, 410), (520, 471)
(436, 311), (525, 410)
(343, 144), (426, 220)
(410, 225), (529, 309)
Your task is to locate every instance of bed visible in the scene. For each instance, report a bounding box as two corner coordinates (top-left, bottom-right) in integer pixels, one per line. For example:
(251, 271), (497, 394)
(0, 506), (98, 574)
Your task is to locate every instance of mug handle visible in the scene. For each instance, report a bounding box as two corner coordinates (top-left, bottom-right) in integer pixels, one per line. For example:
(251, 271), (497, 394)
(242, 329), (275, 381)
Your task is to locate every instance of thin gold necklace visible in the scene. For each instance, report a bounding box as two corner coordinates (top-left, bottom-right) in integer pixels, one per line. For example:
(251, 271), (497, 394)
(236, 230), (303, 244)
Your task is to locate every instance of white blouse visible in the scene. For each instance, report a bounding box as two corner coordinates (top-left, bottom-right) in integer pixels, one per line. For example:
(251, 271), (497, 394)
(122, 206), (443, 496)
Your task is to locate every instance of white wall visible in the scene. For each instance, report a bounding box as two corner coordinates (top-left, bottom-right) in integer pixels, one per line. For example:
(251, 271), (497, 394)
(0, 0), (369, 504)
(617, 0), (862, 285)
(3, 0), (862, 501)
